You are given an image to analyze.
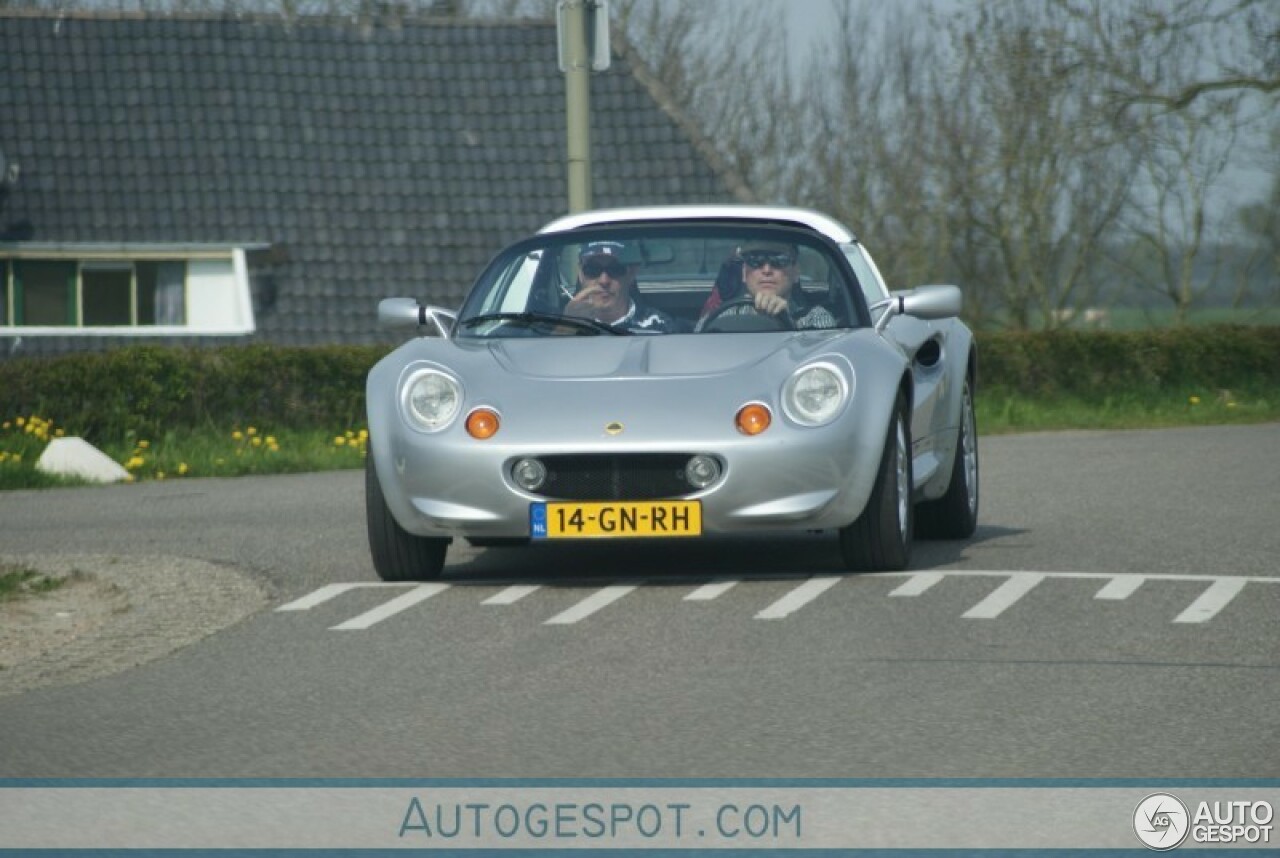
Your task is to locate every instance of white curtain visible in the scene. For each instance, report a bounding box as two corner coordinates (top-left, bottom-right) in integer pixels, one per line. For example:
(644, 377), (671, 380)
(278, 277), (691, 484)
(154, 262), (185, 325)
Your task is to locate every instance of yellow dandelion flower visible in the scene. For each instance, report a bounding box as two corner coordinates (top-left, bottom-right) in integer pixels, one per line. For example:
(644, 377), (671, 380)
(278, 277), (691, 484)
(247, 426), (258, 436)
(138, 440), (150, 449)
(334, 436), (347, 447)
(177, 462), (190, 475)
(232, 430), (244, 441)
(54, 428), (65, 437)
(359, 429), (369, 440)
(15, 417), (25, 427)
(156, 471), (166, 481)
(11, 453), (20, 463)
(251, 436), (262, 447)
(1, 421), (10, 430)
(0, 452), (8, 463)
(265, 436), (278, 446)
(1189, 396), (1201, 406)
(345, 430), (356, 439)
(126, 456), (145, 470)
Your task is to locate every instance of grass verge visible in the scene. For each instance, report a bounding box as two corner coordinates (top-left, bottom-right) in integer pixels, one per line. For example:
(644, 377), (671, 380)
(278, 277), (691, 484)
(977, 386), (1278, 434)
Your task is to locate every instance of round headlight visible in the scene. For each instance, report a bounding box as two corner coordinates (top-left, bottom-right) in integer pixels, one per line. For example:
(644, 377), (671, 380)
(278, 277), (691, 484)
(512, 458), (547, 491)
(783, 362), (849, 426)
(403, 369), (462, 432)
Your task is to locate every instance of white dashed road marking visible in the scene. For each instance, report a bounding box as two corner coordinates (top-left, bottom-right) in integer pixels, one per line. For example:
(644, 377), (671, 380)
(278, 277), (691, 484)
(1174, 577), (1249, 624)
(330, 583), (450, 630)
(755, 576), (841, 620)
(482, 585), (541, 605)
(962, 573), (1046, 619)
(544, 585), (637, 625)
(276, 583), (367, 612)
(684, 580), (739, 601)
(889, 571), (944, 597)
(1094, 576), (1146, 600)
(277, 571), (1278, 630)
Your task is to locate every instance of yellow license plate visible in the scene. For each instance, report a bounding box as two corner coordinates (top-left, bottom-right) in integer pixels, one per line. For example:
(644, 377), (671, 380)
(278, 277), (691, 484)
(530, 501), (702, 538)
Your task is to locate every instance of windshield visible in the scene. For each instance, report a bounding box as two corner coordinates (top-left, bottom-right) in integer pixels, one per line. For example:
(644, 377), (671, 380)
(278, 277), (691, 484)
(455, 223), (870, 338)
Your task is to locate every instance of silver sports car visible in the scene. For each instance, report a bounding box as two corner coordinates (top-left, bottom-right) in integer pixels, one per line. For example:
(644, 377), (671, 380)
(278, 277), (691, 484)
(366, 206), (978, 580)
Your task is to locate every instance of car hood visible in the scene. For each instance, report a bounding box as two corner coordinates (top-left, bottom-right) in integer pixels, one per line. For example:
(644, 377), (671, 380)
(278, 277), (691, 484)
(465, 331), (855, 380)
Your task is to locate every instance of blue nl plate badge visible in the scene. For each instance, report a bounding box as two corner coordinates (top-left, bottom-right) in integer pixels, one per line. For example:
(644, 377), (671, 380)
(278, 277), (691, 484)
(529, 503), (548, 538)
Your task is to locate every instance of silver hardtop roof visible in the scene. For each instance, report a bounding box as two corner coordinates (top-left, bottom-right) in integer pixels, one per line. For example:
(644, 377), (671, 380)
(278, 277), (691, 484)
(538, 205), (858, 245)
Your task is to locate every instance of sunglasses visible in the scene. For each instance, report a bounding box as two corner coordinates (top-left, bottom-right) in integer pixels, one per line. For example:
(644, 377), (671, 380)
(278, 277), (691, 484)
(741, 251), (795, 269)
(581, 259), (629, 279)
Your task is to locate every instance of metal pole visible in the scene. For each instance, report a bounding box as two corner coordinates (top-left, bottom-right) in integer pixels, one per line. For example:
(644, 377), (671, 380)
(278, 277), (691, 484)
(563, 0), (592, 213)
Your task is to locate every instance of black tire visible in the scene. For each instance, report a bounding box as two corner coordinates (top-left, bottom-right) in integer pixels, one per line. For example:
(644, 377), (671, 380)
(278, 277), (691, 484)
(365, 447), (449, 581)
(916, 377), (979, 540)
(839, 395), (913, 571)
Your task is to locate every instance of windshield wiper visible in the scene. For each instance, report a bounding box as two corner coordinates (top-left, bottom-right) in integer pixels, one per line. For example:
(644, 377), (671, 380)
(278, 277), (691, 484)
(459, 312), (628, 336)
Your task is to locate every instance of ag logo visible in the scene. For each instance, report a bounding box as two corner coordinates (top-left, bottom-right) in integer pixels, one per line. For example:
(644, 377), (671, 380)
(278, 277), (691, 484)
(1134, 793), (1190, 850)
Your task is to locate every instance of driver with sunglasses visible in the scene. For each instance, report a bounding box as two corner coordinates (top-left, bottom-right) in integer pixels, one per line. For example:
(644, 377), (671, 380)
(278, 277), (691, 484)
(564, 241), (681, 333)
(697, 240), (837, 330)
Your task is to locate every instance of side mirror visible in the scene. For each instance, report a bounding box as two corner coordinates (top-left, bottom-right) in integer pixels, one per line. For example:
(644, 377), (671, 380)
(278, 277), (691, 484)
(872, 285), (962, 332)
(377, 299), (456, 338)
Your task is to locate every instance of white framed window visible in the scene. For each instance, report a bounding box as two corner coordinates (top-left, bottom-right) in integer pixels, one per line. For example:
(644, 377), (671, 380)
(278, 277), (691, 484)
(1, 245), (258, 336)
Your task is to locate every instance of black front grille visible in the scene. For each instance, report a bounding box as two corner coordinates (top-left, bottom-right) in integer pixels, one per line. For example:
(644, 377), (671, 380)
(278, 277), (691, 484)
(534, 453), (693, 500)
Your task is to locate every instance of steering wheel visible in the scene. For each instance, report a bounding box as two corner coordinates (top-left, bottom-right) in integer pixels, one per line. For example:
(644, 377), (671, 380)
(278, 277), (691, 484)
(700, 296), (793, 332)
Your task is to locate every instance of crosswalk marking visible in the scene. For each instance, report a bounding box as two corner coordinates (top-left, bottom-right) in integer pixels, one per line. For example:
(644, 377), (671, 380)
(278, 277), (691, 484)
(962, 574), (1045, 619)
(1095, 576), (1145, 600)
(755, 576), (841, 620)
(330, 584), (449, 630)
(544, 585), (637, 625)
(482, 585), (541, 605)
(276, 570), (1278, 630)
(685, 580), (738, 601)
(1174, 577), (1248, 624)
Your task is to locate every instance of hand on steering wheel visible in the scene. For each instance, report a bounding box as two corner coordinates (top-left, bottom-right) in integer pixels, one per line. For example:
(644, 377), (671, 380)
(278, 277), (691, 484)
(699, 295), (793, 332)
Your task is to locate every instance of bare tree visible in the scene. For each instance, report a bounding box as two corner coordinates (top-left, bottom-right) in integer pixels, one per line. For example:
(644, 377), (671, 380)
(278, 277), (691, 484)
(1053, 0), (1276, 323)
(1056, 0), (1279, 113)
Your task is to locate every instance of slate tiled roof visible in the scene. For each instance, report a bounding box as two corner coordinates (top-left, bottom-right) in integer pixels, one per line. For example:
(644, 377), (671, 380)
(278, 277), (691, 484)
(0, 12), (749, 354)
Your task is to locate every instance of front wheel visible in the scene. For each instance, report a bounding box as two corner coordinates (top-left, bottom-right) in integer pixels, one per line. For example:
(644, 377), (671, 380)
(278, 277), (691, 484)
(366, 447), (449, 581)
(916, 377), (979, 539)
(839, 396), (913, 571)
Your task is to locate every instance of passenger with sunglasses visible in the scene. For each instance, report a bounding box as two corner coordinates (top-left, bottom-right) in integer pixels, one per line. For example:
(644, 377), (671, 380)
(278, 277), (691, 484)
(697, 240), (837, 331)
(565, 241), (681, 333)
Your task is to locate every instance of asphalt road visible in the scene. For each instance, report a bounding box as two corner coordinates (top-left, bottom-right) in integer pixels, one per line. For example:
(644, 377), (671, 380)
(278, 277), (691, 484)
(1, 423), (1277, 777)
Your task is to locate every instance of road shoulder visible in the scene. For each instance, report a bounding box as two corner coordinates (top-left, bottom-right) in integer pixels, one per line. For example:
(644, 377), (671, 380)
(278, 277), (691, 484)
(0, 554), (270, 698)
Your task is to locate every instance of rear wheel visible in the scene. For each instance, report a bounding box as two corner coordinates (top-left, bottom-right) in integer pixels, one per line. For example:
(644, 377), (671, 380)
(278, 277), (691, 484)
(839, 396), (913, 571)
(365, 447), (449, 581)
(916, 377), (979, 539)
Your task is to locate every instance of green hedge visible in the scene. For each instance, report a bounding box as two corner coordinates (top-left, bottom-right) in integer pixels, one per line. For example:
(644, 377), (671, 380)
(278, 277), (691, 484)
(1, 327), (1276, 441)
(0, 344), (389, 439)
(976, 325), (1280, 398)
